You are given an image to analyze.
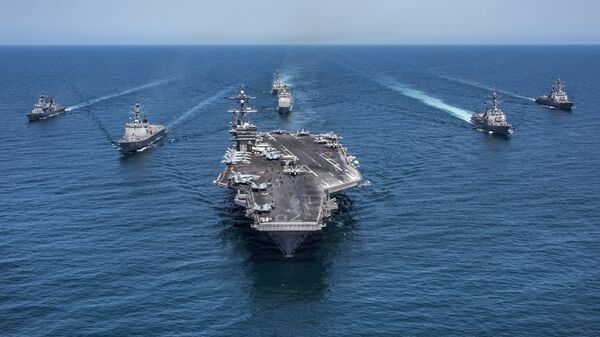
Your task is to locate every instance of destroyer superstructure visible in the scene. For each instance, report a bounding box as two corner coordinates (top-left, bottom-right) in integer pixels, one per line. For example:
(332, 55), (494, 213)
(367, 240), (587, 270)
(271, 69), (284, 95)
(27, 94), (66, 122)
(277, 84), (293, 114)
(119, 99), (166, 153)
(535, 79), (574, 111)
(471, 92), (512, 136)
(215, 87), (363, 256)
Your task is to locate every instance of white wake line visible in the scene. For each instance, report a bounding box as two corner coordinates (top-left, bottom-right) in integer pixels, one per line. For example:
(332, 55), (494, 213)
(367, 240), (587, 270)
(279, 72), (295, 85)
(435, 74), (535, 102)
(167, 86), (235, 129)
(378, 77), (474, 122)
(65, 77), (177, 112)
(327, 51), (475, 123)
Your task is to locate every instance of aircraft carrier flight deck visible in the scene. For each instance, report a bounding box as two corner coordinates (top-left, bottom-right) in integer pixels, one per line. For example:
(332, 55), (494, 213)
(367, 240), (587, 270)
(215, 87), (363, 256)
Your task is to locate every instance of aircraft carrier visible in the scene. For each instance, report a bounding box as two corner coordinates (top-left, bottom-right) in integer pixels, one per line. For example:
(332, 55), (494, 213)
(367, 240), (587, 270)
(215, 87), (363, 257)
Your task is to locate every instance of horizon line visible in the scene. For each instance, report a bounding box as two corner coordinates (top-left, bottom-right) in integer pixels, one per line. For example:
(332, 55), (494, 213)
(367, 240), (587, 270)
(1, 42), (599, 47)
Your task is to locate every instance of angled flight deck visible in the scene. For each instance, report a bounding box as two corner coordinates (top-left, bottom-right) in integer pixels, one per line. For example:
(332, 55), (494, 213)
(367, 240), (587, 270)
(215, 87), (363, 256)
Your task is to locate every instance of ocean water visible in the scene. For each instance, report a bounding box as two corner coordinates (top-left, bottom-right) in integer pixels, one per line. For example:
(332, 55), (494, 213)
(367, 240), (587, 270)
(1, 46), (599, 336)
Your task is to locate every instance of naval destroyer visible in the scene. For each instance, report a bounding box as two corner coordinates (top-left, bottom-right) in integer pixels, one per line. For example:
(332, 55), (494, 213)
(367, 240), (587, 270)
(271, 69), (284, 95)
(535, 79), (574, 111)
(119, 99), (166, 153)
(277, 84), (293, 114)
(471, 92), (512, 136)
(215, 87), (363, 257)
(27, 94), (66, 122)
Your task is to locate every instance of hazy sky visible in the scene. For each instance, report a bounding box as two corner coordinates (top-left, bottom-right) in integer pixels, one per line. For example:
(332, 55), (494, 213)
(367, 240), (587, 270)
(2, 0), (599, 44)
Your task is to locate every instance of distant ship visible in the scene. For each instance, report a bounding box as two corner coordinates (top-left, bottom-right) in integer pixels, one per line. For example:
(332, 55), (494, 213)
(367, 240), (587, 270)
(277, 84), (293, 114)
(119, 99), (166, 153)
(535, 79), (574, 111)
(27, 94), (66, 122)
(471, 92), (512, 136)
(271, 69), (284, 95)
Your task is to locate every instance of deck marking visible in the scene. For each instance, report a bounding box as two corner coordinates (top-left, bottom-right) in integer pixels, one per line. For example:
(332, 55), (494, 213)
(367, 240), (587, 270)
(320, 154), (343, 171)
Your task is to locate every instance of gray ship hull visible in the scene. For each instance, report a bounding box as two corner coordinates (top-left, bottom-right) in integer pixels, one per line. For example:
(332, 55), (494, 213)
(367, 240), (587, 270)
(27, 108), (66, 122)
(269, 231), (311, 257)
(471, 120), (511, 136)
(119, 129), (166, 153)
(278, 106), (292, 114)
(216, 131), (362, 257)
(535, 97), (574, 111)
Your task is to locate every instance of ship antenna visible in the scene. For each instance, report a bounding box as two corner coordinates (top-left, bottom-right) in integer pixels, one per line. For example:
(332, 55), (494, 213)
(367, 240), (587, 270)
(492, 92), (499, 110)
(134, 98), (142, 121)
(229, 86), (256, 126)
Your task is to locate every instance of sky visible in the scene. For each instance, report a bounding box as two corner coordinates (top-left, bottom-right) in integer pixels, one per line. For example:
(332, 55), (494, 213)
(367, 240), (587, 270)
(1, 0), (599, 45)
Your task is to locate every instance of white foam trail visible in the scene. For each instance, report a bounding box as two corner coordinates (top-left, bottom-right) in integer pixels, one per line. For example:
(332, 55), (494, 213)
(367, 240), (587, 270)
(167, 86), (234, 129)
(66, 77), (177, 112)
(436, 74), (535, 102)
(329, 52), (474, 122)
(279, 67), (299, 86)
(377, 76), (473, 122)
(280, 73), (294, 86)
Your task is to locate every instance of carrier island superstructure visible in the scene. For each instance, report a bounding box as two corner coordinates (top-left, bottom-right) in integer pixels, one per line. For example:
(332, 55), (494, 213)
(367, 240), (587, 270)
(215, 87), (363, 257)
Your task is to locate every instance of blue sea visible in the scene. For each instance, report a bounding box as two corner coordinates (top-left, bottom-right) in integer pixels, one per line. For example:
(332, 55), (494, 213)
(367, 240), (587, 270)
(1, 46), (599, 336)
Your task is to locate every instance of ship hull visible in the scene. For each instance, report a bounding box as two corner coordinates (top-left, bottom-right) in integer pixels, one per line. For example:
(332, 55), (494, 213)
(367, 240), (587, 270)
(535, 97), (574, 111)
(278, 106), (292, 114)
(215, 130), (362, 257)
(471, 120), (511, 136)
(27, 107), (66, 122)
(269, 231), (310, 257)
(119, 128), (166, 153)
